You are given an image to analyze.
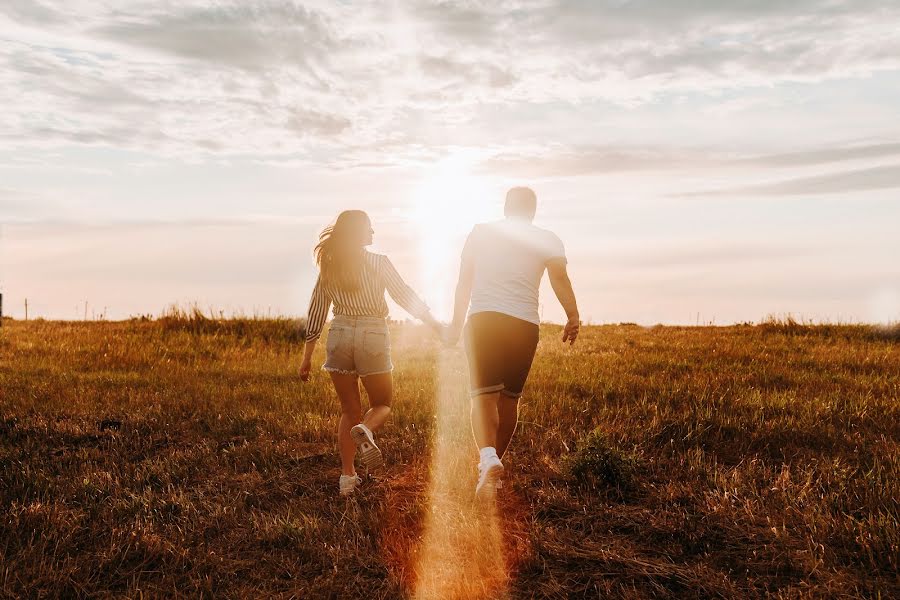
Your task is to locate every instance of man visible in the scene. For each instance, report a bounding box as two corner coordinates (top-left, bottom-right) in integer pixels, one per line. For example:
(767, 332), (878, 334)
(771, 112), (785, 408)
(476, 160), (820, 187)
(445, 186), (580, 497)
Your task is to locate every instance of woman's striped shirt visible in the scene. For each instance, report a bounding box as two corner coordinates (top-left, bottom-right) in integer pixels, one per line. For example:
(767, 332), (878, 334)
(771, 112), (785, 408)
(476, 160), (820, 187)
(305, 251), (431, 342)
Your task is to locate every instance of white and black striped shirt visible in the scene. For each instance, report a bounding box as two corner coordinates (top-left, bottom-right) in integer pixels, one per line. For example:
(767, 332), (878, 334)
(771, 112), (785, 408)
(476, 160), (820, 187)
(305, 251), (431, 342)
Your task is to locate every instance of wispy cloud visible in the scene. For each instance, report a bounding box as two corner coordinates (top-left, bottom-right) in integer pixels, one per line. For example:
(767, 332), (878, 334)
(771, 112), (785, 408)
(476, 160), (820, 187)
(3, 1), (900, 157)
(94, 4), (339, 70)
(477, 142), (900, 178)
(736, 143), (900, 168)
(608, 241), (816, 269)
(677, 164), (900, 197)
(0, 187), (60, 221)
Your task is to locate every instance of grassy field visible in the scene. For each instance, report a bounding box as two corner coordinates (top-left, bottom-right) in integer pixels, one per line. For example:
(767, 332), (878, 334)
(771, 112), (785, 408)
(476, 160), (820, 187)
(1, 316), (898, 599)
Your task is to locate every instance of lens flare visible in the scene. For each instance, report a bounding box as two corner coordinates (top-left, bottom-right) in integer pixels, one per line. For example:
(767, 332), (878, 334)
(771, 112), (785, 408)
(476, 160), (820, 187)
(411, 349), (510, 600)
(407, 153), (518, 598)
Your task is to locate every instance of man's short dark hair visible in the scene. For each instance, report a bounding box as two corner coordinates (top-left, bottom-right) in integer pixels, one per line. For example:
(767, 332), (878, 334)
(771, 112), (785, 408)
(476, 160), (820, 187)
(504, 187), (537, 219)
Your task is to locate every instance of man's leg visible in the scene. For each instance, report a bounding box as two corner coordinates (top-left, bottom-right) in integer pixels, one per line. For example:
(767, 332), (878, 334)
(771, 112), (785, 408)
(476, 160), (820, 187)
(471, 389), (504, 496)
(494, 315), (539, 461)
(464, 314), (507, 495)
(471, 391), (501, 450)
(496, 394), (519, 459)
(464, 314), (503, 454)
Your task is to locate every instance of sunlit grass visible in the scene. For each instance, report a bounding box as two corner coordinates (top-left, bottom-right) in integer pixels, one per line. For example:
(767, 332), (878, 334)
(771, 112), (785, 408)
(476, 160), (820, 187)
(1, 317), (898, 598)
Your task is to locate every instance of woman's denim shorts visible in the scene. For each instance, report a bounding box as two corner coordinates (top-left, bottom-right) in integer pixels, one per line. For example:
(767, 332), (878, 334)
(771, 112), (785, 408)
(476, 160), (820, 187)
(323, 315), (393, 377)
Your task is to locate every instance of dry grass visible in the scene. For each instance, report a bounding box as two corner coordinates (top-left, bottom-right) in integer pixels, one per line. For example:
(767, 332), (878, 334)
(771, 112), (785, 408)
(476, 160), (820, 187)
(1, 316), (898, 599)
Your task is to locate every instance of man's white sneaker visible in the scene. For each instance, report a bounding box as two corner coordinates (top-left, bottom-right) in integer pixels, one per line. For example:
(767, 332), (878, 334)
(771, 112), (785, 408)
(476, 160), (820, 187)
(339, 473), (362, 496)
(476, 465), (503, 489)
(476, 455), (504, 498)
(350, 424), (384, 471)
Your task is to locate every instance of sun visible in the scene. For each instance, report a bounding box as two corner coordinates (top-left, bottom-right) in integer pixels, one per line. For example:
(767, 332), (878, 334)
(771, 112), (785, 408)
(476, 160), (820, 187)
(410, 154), (496, 236)
(409, 153), (498, 319)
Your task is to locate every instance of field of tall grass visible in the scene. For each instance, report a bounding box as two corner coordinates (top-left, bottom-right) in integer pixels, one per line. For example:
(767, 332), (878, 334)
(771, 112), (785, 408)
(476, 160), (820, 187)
(1, 315), (898, 598)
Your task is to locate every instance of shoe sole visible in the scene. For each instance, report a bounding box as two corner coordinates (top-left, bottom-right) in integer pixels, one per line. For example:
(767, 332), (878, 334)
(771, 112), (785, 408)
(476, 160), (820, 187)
(351, 427), (384, 471)
(476, 463), (505, 498)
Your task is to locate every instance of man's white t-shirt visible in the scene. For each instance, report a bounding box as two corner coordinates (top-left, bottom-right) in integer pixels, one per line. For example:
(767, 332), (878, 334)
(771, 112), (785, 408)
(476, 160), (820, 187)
(463, 217), (567, 325)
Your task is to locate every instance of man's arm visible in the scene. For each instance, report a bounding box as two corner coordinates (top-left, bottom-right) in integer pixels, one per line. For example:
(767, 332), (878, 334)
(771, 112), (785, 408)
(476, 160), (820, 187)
(547, 258), (580, 345)
(447, 249), (474, 344)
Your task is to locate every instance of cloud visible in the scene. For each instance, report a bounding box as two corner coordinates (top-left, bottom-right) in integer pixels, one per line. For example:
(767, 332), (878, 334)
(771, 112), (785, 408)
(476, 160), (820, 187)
(286, 109), (351, 137)
(403, 0), (900, 105)
(0, 187), (61, 221)
(418, 54), (516, 89)
(607, 241), (815, 269)
(736, 143), (900, 168)
(0, 0), (64, 26)
(478, 141), (900, 178)
(2, 0), (900, 158)
(0, 2), (364, 155)
(94, 3), (338, 70)
(677, 164), (900, 197)
(478, 146), (691, 177)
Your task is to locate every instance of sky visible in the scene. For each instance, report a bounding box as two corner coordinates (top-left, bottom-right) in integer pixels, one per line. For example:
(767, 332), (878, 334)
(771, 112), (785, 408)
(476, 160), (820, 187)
(1, 0), (899, 324)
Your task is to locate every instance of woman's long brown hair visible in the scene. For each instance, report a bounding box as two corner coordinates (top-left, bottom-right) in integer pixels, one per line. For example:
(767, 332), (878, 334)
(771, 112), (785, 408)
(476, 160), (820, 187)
(314, 210), (370, 292)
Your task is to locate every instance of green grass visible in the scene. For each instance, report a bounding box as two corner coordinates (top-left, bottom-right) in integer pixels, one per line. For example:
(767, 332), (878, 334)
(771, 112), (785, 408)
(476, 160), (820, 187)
(1, 317), (898, 598)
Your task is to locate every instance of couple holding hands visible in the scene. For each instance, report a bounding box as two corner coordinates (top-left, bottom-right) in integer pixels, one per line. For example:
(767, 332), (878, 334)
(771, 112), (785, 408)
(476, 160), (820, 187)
(299, 187), (580, 497)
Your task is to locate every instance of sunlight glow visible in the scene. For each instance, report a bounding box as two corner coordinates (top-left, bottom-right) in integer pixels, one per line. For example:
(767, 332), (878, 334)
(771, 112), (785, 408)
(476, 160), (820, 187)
(410, 153), (498, 320)
(411, 350), (516, 600)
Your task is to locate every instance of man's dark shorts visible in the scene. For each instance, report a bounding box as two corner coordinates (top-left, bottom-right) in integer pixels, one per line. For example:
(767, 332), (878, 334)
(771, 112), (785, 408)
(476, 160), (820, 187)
(464, 311), (540, 400)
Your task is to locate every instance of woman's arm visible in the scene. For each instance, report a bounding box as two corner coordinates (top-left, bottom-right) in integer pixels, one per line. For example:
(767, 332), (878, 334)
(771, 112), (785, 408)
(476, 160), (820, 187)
(300, 276), (331, 381)
(382, 256), (441, 332)
(299, 338), (317, 381)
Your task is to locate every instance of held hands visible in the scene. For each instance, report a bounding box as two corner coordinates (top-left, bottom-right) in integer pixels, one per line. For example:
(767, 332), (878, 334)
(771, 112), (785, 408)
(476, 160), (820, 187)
(441, 324), (462, 348)
(424, 315), (459, 347)
(426, 318), (445, 337)
(562, 316), (580, 345)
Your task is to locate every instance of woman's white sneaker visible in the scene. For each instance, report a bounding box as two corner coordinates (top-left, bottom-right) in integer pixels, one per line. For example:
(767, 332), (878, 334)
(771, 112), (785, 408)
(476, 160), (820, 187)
(350, 424), (384, 471)
(476, 455), (504, 498)
(339, 473), (362, 496)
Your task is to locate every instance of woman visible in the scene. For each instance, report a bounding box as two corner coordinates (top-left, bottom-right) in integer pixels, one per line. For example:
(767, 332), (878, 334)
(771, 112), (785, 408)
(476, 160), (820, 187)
(299, 210), (442, 496)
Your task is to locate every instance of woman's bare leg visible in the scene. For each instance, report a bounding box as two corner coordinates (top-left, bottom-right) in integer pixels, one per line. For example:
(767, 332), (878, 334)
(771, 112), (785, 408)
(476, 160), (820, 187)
(360, 372), (392, 432)
(330, 372), (362, 476)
